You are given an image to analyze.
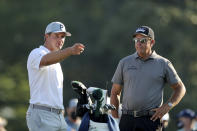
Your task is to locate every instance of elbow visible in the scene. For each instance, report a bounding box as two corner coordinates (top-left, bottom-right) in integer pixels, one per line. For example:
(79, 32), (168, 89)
(111, 87), (119, 97)
(178, 82), (186, 98)
(110, 88), (117, 97)
(182, 85), (186, 96)
(110, 85), (122, 97)
(181, 82), (186, 96)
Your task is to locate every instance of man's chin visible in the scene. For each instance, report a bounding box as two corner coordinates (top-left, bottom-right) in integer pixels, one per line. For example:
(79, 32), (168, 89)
(138, 51), (145, 55)
(56, 46), (62, 50)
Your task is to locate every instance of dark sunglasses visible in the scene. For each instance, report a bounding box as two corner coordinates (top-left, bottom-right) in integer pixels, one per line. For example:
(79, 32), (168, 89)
(133, 38), (150, 44)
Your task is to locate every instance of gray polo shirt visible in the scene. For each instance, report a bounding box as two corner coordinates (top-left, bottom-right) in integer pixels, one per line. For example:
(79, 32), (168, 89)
(112, 51), (181, 111)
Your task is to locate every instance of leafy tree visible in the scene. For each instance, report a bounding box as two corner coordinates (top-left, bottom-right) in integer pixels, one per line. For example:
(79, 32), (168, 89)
(0, 0), (197, 130)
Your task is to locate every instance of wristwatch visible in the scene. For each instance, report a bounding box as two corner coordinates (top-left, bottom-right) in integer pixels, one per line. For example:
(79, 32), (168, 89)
(167, 102), (174, 108)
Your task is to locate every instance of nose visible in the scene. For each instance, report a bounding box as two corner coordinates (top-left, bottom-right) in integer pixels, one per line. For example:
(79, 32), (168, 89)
(58, 37), (64, 42)
(136, 41), (142, 46)
(57, 38), (64, 46)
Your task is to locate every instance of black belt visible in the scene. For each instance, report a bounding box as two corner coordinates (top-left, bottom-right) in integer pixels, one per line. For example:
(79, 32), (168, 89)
(122, 110), (155, 117)
(30, 104), (63, 114)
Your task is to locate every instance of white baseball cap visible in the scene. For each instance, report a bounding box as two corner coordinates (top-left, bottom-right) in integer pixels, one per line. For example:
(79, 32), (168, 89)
(45, 21), (71, 36)
(68, 98), (78, 108)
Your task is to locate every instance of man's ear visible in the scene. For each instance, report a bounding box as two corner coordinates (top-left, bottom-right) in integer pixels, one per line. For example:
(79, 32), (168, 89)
(151, 39), (155, 47)
(45, 34), (49, 39)
(44, 34), (49, 41)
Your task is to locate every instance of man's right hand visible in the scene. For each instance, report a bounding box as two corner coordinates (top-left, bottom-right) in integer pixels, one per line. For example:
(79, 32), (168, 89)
(110, 83), (122, 118)
(40, 43), (85, 67)
(70, 43), (85, 55)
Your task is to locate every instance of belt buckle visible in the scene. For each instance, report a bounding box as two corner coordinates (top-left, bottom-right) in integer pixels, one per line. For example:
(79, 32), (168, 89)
(57, 109), (62, 114)
(133, 111), (138, 117)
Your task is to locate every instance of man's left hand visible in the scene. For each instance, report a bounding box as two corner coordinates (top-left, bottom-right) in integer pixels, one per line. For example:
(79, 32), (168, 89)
(150, 104), (171, 121)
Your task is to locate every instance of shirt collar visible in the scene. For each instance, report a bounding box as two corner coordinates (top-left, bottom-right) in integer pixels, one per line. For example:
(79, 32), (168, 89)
(149, 50), (157, 59)
(134, 50), (157, 60)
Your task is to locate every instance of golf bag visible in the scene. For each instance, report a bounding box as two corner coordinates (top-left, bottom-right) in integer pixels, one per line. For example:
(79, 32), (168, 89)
(71, 81), (119, 131)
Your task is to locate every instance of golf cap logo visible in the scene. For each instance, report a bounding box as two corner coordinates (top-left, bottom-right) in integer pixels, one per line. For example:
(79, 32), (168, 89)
(136, 28), (146, 33)
(60, 24), (64, 31)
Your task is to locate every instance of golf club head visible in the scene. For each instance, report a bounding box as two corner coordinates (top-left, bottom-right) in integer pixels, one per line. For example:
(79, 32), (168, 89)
(71, 81), (87, 95)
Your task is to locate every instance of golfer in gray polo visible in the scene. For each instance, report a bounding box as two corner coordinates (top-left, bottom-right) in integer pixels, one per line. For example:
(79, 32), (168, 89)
(110, 26), (186, 131)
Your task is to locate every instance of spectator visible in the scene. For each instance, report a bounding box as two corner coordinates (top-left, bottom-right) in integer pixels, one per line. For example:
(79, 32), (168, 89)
(65, 98), (81, 131)
(194, 112), (197, 130)
(0, 116), (7, 131)
(177, 109), (197, 131)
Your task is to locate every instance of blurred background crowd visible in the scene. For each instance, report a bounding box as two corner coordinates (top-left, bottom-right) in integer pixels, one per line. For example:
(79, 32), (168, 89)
(0, 0), (197, 130)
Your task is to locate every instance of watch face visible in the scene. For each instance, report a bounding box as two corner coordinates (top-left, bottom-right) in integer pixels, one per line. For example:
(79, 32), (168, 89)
(168, 102), (173, 107)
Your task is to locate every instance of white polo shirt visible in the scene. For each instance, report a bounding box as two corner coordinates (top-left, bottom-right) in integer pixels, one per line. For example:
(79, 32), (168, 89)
(27, 46), (64, 109)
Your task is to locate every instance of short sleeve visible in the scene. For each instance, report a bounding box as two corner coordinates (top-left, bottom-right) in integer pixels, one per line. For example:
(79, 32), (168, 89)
(165, 61), (181, 85)
(112, 60), (124, 85)
(27, 49), (47, 70)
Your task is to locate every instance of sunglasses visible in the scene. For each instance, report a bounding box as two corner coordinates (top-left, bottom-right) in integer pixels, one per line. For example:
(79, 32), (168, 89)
(133, 38), (150, 44)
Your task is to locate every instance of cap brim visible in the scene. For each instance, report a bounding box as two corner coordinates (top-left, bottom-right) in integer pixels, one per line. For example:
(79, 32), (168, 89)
(133, 33), (148, 38)
(65, 32), (71, 37)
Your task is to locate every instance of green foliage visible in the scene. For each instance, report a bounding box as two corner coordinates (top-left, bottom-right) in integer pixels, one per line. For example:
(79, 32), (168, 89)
(0, 0), (197, 130)
(0, 63), (29, 130)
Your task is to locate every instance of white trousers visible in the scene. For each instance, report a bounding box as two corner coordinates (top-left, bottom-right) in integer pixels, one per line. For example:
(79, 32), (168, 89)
(26, 106), (67, 131)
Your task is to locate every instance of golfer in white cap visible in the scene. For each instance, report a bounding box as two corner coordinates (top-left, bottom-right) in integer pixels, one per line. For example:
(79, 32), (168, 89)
(26, 21), (85, 131)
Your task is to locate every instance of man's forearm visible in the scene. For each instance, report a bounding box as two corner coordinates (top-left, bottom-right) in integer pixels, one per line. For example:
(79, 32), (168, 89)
(168, 81), (186, 107)
(40, 47), (72, 66)
(150, 82), (186, 121)
(110, 85), (122, 118)
(111, 93), (120, 118)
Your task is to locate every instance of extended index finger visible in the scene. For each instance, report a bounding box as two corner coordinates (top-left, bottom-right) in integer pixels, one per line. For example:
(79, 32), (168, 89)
(75, 43), (85, 48)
